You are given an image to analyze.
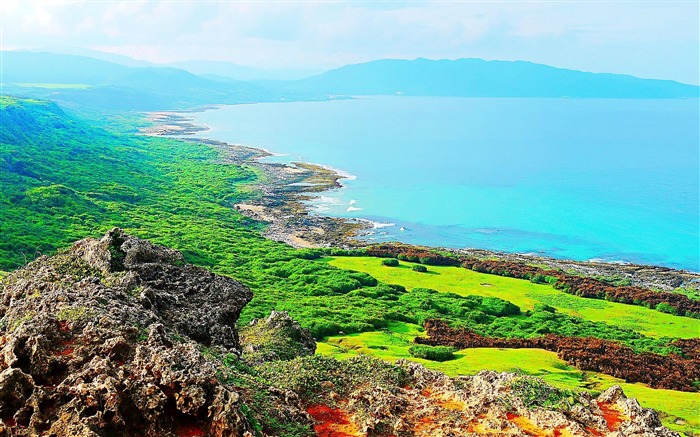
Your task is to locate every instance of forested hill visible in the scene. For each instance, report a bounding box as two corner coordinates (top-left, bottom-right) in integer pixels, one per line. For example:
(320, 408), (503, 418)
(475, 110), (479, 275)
(285, 58), (700, 98)
(0, 51), (285, 110)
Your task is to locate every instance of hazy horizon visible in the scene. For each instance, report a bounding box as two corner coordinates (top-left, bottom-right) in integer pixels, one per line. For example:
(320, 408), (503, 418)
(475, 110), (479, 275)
(1, 1), (698, 85)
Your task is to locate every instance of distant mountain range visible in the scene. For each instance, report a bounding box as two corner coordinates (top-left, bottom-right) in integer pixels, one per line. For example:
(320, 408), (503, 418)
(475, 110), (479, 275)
(1, 50), (697, 111)
(165, 59), (319, 82)
(30, 46), (317, 80)
(289, 58), (699, 99)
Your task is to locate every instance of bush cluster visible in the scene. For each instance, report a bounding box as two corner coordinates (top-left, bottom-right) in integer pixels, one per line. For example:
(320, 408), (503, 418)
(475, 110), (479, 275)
(408, 345), (456, 361)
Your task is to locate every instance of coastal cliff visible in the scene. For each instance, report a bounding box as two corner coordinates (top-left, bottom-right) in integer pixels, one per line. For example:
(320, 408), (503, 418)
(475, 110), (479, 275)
(0, 230), (681, 436)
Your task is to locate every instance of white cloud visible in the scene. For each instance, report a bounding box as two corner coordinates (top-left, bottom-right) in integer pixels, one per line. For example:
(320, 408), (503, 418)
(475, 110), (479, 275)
(0, 0), (697, 83)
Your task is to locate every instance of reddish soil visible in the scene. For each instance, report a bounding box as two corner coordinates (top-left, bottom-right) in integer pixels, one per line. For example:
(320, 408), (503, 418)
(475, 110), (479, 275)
(417, 320), (700, 392)
(505, 412), (548, 436)
(585, 427), (604, 437)
(307, 404), (360, 437)
(176, 424), (207, 437)
(57, 321), (70, 332)
(53, 339), (75, 357)
(54, 347), (74, 357)
(413, 415), (435, 434)
(366, 245), (700, 316)
(597, 401), (626, 431)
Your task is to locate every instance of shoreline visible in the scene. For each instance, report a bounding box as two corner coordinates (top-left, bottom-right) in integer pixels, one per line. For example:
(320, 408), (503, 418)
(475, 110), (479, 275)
(143, 111), (700, 291)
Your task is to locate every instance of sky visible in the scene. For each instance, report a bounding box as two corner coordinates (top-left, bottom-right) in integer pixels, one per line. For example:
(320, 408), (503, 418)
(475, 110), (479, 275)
(1, 1), (698, 84)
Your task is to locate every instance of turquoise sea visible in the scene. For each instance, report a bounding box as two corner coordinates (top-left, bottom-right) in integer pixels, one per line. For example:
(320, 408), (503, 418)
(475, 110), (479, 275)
(188, 97), (699, 271)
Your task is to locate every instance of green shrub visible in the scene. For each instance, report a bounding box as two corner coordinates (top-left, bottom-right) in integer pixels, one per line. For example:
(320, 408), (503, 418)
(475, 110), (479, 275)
(533, 303), (557, 313)
(412, 264), (428, 273)
(505, 376), (579, 411)
(655, 302), (679, 315)
(381, 258), (399, 267)
(408, 345), (456, 362)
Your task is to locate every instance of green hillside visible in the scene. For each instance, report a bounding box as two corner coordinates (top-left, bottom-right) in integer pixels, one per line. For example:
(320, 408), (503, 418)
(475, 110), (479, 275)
(1, 52), (280, 110)
(1, 95), (698, 435)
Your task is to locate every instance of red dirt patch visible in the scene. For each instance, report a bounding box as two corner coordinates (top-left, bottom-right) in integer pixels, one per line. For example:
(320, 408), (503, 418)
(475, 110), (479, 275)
(53, 339), (76, 357)
(54, 347), (74, 357)
(506, 412), (548, 437)
(307, 404), (360, 437)
(597, 401), (626, 431)
(585, 426), (603, 436)
(176, 423), (207, 437)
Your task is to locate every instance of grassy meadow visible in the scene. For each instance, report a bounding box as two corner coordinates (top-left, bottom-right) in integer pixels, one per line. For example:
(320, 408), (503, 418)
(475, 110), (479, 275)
(327, 256), (700, 339)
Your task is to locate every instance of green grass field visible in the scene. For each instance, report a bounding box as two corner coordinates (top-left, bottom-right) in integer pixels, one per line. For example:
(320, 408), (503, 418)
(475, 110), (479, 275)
(327, 256), (700, 339)
(317, 321), (700, 436)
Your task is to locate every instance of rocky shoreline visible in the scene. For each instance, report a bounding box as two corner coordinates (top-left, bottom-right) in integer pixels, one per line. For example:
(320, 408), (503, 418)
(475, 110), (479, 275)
(141, 112), (372, 249)
(144, 112), (700, 292)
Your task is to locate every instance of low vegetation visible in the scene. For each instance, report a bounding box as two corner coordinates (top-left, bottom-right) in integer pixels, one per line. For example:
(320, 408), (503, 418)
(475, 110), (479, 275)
(328, 256), (700, 339)
(2, 95), (698, 435)
(503, 375), (579, 411)
(408, 344), (456, 361)
(367, 245), (700, 318)
(417, 319), (700, 392)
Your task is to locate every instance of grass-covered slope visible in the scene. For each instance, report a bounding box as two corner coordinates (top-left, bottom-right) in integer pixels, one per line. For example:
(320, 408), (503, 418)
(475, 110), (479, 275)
(1, 94), (698, 434)
(327, 257), (700, 339)
(316, 322), (700, 435)
(0, 95), (692, 354)
(0, 95), (259, 267)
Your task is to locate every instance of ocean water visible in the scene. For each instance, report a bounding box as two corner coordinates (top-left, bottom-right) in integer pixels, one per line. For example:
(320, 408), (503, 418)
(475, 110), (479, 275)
(188, 97), (700, 271)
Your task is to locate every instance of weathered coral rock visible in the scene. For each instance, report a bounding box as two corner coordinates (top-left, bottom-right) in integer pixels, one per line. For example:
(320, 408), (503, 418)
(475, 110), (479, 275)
(325, 361), (680, 436)
(0, 229), (253, 436)
(240, 310), (316, 365)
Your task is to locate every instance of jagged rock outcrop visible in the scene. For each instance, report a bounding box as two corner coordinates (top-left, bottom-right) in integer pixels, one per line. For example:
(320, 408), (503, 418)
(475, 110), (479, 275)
(286, 356), (679, 437)
(0, 231), (683, 436)
(0, 229), (254, 436)
(240, 311), (316, 365)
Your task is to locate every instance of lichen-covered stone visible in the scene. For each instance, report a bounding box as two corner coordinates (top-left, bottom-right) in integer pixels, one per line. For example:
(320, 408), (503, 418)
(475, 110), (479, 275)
(240, 310), (316, 365)
(0, 229), (253, 436)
